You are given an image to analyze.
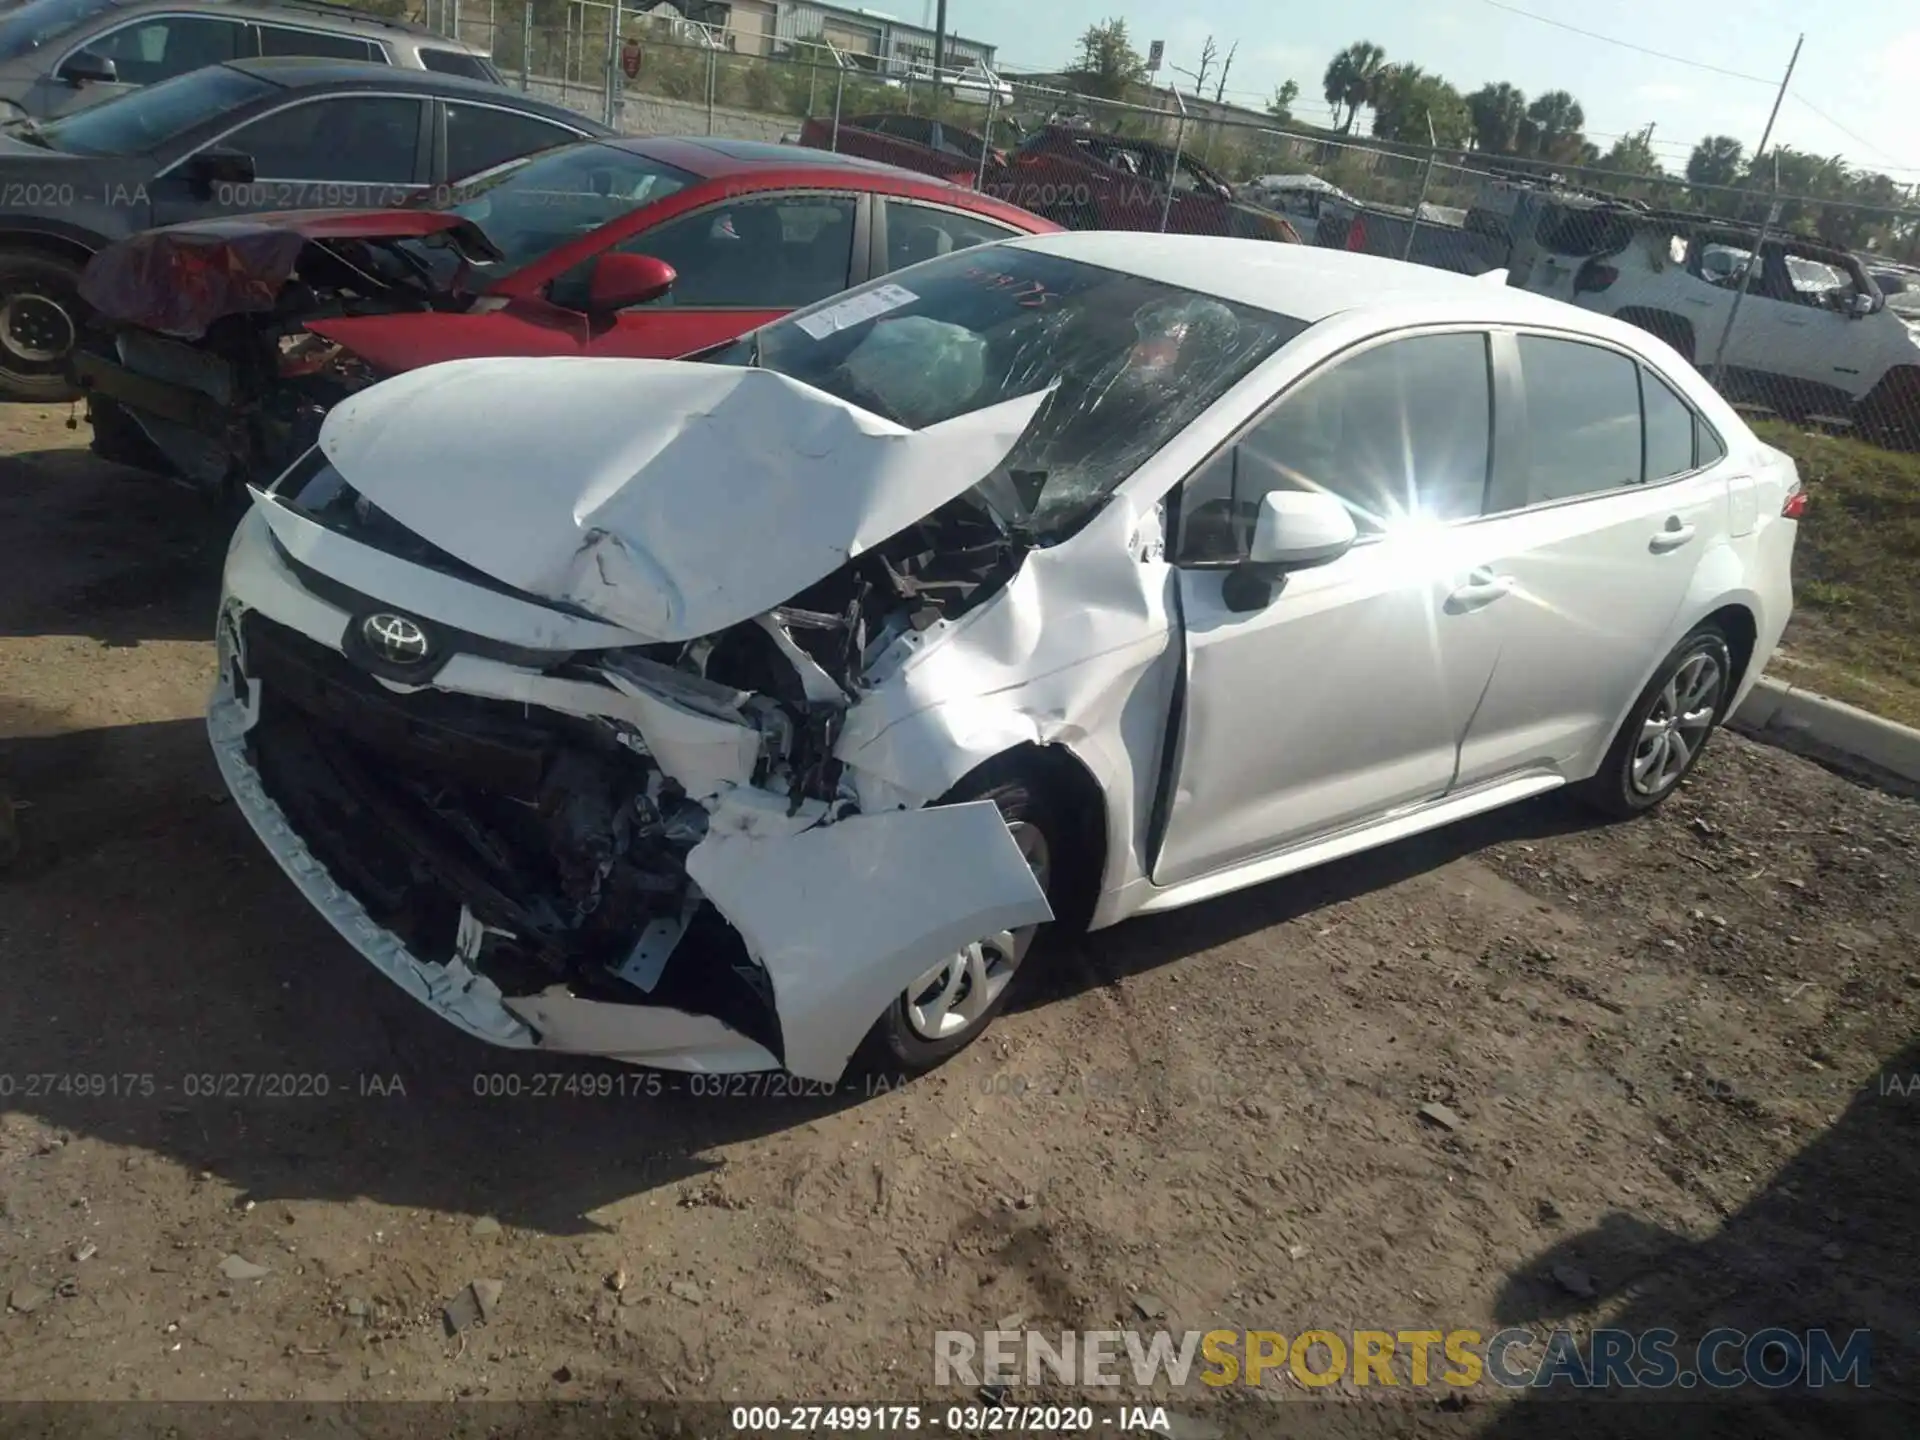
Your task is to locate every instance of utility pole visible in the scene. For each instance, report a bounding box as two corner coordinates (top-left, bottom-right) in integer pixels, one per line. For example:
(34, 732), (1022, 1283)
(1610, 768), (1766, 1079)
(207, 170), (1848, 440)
(1752, 33), (1802, 170)
(932, 0), (947, 77)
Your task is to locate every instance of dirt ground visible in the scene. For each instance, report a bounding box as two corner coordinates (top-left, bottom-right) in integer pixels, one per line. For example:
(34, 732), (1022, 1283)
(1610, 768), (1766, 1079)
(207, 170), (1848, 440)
(2, 410), (1917, 1430)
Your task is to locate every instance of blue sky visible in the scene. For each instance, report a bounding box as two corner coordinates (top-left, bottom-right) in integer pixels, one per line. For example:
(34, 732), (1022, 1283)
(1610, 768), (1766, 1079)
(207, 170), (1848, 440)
(922, 0), (1920, 180)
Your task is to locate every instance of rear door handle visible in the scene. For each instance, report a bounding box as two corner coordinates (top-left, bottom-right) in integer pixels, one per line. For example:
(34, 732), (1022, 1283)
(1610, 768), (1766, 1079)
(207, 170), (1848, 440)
(1446, 568), (1514, 612)
(1650, 519), (1697, 553)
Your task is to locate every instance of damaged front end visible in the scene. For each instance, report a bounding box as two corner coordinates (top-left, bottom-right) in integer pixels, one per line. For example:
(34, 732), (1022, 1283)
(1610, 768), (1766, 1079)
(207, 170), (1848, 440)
(74, 214), (498, 494)
(210, 373), (1058, 1080)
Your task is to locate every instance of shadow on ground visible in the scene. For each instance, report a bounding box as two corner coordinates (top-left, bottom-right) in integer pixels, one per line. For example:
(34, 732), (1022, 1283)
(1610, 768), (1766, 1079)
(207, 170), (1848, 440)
(0, 445), (228, 644)
(1461, 1037), (1920, 1439)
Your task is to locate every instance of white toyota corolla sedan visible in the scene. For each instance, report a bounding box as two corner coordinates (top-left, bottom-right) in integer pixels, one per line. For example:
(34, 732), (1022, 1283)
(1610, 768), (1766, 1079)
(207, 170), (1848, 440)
(208, 234), (1801, 1082)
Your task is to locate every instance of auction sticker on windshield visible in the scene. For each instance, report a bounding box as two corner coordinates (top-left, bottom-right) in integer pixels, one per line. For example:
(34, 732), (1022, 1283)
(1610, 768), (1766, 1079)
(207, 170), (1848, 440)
(795, 283), (917, 339)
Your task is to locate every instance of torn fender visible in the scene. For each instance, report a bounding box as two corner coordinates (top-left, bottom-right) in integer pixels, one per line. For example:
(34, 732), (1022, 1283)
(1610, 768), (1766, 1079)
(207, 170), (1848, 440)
(317, 357), (1049, 643)
(685, 801), (1053, 1082)
(78, 210), (499, 338)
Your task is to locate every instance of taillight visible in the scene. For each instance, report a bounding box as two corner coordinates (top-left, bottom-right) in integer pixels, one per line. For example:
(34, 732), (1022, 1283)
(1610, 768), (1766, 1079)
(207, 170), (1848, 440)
(1574, 260), (1618, 294)
(1782, 482), (1808, 519)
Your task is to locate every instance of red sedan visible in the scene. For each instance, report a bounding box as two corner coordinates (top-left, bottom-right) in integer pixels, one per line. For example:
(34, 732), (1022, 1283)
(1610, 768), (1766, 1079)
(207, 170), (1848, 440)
(74, 136), (1060, 491)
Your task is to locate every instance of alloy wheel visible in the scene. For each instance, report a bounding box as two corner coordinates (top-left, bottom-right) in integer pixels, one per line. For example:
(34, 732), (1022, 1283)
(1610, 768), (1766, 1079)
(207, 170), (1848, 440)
(902, 820), (1051, 1042)
(1630, 650), (1724, 798)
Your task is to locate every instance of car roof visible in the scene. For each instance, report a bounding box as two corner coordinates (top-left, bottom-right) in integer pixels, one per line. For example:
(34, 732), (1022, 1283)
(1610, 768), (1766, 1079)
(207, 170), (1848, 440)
(1002, 232), (1587, 326)
(227, 56), (609, 127)
(103, 0), (472, 43)
(632, 135), (957, 180)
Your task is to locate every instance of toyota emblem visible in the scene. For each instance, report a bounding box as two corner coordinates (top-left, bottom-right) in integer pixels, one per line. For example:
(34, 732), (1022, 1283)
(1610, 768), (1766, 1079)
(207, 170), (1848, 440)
(361, 612), (432, 665)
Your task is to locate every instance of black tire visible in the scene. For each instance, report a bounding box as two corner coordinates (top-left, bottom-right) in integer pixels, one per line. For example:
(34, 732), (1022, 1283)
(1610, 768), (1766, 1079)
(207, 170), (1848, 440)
(1577, 626), (1733, 820)
(0, 248), (86, 403)
(853, 771), (1070, 1078)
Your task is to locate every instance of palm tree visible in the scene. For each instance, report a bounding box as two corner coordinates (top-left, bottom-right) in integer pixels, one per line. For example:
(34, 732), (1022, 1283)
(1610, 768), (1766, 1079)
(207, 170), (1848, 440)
(1321, 40), (1386, 134)
(1466, 82), (1527, 154)
(1519, 89), (1586, 161)
(1685, 135), (1745, 188)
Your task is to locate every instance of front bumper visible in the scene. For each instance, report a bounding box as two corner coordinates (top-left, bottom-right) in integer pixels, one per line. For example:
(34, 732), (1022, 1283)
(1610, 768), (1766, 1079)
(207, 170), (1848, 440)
(207, 676), (784, 1074)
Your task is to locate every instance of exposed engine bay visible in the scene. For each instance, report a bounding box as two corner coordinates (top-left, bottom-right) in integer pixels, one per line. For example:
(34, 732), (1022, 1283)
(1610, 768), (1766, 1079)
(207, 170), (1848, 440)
(75, 221), (495, 492)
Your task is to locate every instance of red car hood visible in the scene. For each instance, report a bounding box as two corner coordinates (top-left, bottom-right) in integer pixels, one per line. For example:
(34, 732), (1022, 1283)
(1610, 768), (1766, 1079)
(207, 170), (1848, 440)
(78, 209), (502, 339)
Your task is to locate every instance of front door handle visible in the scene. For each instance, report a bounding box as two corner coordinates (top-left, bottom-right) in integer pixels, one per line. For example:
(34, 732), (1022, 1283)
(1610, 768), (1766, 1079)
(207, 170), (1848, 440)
(1650, 518), (1697, 553)
(1446, 568), (1515, 612)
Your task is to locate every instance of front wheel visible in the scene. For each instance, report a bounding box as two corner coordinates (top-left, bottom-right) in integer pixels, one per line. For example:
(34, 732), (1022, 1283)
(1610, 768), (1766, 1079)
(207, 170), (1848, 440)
(1578, 627), (1732, 819)
(856, 776), (1061, 1076)
(0, 249), (86, 402)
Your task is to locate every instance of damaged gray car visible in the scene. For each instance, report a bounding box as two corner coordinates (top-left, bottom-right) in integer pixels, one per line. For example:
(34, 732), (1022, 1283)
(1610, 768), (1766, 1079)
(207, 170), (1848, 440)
(210, 232), (1794, 1080)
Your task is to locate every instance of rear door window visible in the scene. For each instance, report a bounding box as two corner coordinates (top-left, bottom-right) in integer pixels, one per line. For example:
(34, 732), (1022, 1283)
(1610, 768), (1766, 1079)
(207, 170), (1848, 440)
(1514, 335), (1643, 503)
(445, 101), (579, 180)
(880, 198), (1019, 272)
(255, 24), (383, 62)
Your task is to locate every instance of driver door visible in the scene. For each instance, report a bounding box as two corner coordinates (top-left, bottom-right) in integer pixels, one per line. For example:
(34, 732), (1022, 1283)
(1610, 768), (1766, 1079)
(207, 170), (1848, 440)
(1152, 330), (1505, 888)
(31, 15), (249, 117)
(570, 190), (866, 359)
(148, 94), (431, 225)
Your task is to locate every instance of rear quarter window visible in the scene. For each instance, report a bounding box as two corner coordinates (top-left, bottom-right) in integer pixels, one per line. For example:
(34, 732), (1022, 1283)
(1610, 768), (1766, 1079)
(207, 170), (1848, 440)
(420, 46), (499, 81)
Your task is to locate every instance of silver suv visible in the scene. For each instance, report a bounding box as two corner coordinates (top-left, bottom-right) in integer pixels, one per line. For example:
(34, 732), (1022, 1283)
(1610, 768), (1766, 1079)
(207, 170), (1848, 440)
(0, 0), (501, 119)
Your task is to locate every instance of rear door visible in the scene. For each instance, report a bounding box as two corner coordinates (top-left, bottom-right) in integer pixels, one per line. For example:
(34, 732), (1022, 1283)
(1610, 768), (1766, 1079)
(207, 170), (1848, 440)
(1447, 331), (1729, 788)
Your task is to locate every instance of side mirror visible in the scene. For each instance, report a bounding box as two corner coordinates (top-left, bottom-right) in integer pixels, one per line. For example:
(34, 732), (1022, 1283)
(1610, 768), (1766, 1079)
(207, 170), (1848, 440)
(1250, 489), (1358, 568)
(57, 50), (118, 86)
(1845, 290), (1879, 319)
(585, 251), (675, 313)
(1223, 490), (1358, 612)
(184, 147), (255, 189)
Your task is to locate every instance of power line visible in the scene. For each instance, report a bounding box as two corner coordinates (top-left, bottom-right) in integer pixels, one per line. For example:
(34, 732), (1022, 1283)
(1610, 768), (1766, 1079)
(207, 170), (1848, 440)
(1477, 0), (1779, 83)
(1479, 1), (1917, 173)
(1788, 94), (1920, 172)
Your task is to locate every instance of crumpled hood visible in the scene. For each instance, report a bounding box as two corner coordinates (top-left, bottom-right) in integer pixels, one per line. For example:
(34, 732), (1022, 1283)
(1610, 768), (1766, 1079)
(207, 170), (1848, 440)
(79, 210), (500, 338)
(317, 356), (1048, 643)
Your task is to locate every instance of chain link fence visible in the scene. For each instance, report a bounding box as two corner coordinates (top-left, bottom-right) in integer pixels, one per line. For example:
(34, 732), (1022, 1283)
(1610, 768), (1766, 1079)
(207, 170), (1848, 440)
(400, 2), (1920, 449)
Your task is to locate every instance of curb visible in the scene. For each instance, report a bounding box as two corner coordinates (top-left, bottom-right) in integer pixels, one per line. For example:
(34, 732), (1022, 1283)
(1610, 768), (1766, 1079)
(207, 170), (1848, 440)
(1732, 676), (1920, 787)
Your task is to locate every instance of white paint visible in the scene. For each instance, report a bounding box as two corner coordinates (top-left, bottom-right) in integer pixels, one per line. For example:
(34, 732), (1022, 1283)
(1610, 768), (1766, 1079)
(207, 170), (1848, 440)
(685, 800), (1053, 1082)
(317, 356), (1048, 642)
(254, 494), (647, 652)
